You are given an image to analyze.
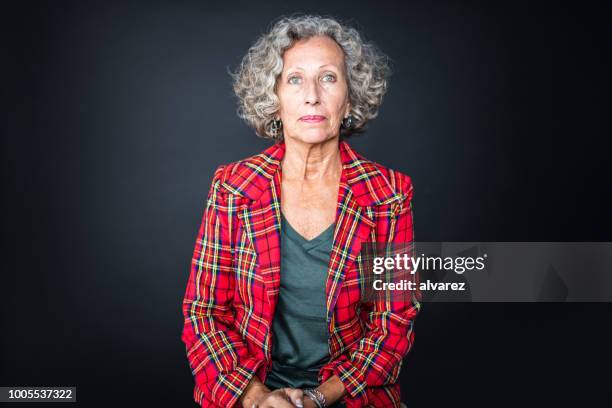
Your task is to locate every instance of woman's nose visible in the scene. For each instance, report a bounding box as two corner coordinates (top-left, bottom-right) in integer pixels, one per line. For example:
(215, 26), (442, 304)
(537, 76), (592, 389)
(304, 79), (321, 105)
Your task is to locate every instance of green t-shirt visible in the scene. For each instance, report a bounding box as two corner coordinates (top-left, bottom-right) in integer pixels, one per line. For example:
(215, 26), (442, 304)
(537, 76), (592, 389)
(265, 212), (334, 390)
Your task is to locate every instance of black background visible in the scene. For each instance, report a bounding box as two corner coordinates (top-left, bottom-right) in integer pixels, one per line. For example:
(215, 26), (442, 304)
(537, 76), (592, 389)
(2, 1), (611, 407)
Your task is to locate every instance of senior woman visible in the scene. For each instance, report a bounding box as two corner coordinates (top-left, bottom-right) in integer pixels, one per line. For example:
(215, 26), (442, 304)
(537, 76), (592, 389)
(182, 15), (419, 408)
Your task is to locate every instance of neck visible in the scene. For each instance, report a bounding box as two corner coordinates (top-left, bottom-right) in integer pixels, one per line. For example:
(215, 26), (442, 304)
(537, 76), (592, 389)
(281, 137), (342, 182)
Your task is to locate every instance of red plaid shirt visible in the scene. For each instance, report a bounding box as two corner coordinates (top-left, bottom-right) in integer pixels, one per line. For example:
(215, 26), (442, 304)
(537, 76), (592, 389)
(182, 140), (419, 407)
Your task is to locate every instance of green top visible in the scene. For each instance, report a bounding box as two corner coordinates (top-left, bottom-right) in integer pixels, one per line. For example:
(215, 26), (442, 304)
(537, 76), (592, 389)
(265, 212), (335, 390)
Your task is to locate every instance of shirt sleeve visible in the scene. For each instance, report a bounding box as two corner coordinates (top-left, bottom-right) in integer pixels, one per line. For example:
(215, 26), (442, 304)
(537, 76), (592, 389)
(181, 165), (265, 408)
(322, 173), (420, 407)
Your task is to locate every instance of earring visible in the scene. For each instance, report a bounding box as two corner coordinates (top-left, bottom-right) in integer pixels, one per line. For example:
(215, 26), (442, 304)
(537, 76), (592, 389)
(269, 119), (282, 139)
(342, 115), (354, 129)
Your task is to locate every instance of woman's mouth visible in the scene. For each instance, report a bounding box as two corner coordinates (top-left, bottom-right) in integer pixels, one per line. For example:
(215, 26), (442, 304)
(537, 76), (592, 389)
(299, 115), (326, 123)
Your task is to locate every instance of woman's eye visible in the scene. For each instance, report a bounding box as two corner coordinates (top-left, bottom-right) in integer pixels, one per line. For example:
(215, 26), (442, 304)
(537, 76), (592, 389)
(322, 74), (336, 82)
(288, 76), (302, 85)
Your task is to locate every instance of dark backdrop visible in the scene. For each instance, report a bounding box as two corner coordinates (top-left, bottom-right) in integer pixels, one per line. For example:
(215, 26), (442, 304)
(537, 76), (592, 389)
(2, 1), (611, 407)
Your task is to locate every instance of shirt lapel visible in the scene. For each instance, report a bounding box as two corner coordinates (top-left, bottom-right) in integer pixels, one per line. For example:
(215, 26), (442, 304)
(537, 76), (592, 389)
(325, 169), (376, 323)
(324, 140), (404, 324)
(232, 143), (285, 318)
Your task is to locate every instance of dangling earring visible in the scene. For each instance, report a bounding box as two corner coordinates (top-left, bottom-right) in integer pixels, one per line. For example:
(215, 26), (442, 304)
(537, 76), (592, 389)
(342, 115), (354, 129)
(269, 119), (282, 139)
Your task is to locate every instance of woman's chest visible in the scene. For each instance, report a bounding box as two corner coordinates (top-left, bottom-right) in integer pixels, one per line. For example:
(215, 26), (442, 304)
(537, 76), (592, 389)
(280, 180), (339, 241)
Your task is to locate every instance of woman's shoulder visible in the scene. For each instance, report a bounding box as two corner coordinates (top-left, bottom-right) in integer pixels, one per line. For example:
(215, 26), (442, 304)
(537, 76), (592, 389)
(207, 146), (280, 200)
(348, 150), (415, 206)
(368, 159), (413, 198)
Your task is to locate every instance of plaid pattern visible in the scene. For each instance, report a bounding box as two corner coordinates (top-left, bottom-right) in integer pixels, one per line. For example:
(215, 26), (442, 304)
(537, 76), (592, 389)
(182, 141), (419, 407)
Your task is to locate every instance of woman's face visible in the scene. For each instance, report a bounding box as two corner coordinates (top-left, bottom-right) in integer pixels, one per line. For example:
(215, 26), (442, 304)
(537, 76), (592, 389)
(276, 36), (351, 144)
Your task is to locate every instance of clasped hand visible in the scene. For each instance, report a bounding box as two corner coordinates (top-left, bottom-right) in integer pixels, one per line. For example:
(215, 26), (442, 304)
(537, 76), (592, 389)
(251, 387), (306, 408)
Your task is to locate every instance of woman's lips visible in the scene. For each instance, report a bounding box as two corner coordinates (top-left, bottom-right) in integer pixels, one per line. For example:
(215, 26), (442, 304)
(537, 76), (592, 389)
(299, 115), (326, 123)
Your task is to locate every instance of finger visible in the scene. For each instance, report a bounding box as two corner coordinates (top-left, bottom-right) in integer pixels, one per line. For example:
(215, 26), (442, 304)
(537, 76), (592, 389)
(274, 397), (296, 408)
(283, 388), (304, 408)
(259, 390), (295, 408)
(260, 395), (295, 408)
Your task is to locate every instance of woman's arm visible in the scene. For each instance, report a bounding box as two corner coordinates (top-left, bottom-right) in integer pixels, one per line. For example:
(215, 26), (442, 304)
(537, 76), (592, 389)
(320, 173), (420, 405)
(238, 376), (271, 407)
(181, 165), (265, 408)
(302, 375), (346, 408)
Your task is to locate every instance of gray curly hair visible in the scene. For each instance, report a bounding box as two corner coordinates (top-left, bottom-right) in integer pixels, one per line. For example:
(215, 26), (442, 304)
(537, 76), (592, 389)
(231, 15), (391, 141)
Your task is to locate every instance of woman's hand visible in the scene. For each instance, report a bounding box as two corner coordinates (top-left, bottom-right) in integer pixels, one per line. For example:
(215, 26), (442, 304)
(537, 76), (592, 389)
(252, 387), (304, 408)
